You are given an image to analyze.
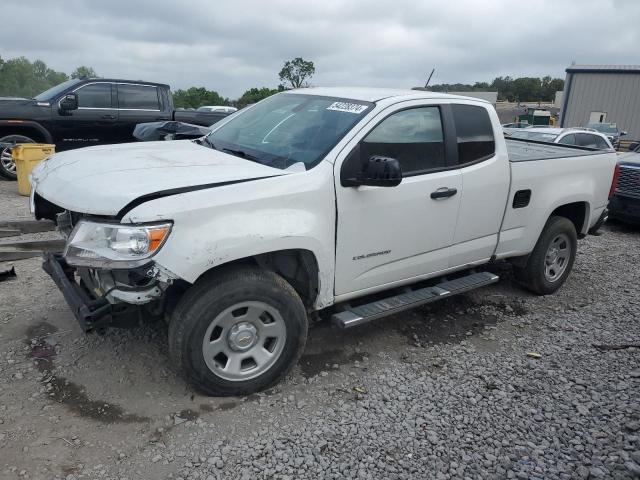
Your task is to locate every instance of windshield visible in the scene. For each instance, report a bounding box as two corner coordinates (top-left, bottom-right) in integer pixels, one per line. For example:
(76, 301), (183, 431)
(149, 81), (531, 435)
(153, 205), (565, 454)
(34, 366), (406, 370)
(509, 130), (559, 142)
(588, 123), (617, 134)
(205, 93), (373, 170)
(34, 79), (82, 101)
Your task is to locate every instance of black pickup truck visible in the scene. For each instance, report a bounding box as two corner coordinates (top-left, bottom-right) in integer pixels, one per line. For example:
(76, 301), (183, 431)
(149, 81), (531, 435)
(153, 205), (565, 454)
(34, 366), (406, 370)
(0, 78), (232, 179)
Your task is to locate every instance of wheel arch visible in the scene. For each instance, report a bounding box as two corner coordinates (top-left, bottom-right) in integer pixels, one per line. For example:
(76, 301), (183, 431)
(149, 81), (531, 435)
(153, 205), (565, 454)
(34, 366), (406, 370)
(0, 121), (53, 144)
(507, 201), (589, 268)
(549, 201), (590, 236)
(193, 248), (321, 310)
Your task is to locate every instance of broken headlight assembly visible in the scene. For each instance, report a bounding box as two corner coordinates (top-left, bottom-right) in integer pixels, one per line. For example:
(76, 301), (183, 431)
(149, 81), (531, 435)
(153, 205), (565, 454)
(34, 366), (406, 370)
(64, 220), (172, 269)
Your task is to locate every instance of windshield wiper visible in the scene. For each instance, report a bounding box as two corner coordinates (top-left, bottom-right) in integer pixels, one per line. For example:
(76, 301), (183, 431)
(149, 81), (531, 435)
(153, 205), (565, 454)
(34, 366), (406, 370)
(199, 135), (217, 149)
(221, 147), (260, 162)
(199, 136), (262, 163)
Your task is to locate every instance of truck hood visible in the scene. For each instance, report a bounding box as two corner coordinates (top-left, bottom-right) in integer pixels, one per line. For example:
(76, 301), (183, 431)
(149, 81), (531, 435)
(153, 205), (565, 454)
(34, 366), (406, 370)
(32, 140), (289, 216)
(618, 151), (640, 165)
(0, 97), (35, 105)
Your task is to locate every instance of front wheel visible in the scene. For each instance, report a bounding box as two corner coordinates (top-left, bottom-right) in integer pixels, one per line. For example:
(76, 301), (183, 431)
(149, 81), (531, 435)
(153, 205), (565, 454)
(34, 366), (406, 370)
(0, 134), (36, 180)
(515, 216), (577, 295)
(169, 267), (308, 396)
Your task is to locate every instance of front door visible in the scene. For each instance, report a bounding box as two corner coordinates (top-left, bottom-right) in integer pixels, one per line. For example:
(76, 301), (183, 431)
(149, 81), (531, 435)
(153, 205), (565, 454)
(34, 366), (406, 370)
(334, 104), (462, 296)
(52, 82), (118, 150)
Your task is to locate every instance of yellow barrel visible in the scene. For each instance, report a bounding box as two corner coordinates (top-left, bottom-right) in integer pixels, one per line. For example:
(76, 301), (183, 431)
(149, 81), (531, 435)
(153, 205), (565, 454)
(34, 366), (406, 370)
(13, 144), (55, 196)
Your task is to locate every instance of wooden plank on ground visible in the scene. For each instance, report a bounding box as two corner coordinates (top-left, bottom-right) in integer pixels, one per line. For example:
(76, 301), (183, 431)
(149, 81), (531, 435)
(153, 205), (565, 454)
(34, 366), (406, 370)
(0, 229), (21, 238)
(0, 251), (41, 262)
(0, 219), (56, 234)
(0, 239), (65, 252)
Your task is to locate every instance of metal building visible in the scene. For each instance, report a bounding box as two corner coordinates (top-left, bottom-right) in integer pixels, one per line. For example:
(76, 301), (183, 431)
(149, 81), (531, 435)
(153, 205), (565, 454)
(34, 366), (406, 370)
(560, 64), (640, 139)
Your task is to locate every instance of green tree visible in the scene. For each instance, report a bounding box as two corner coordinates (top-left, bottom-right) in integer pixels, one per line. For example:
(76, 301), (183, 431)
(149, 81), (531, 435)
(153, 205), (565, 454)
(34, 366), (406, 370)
(278, 57), (315, 89)
(490, 76), (514, 100)
(172, 87), (229, 109)
(512, 77), (541, 102)
(71, 66), (98, 79)
(540, 76), (564, 102)
(236, 87), (280, 107)
(0, 56), (69, 98)
(417, 75), (564, 102)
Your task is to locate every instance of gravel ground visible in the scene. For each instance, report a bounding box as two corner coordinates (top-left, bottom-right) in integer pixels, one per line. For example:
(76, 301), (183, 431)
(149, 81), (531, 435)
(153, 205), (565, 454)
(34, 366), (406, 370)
(0, 179), (639, 480)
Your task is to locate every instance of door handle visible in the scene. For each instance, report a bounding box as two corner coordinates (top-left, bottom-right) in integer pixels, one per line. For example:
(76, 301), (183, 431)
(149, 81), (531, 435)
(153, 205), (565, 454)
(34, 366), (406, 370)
(430, 187), (458, 199)
(101, 114), (116, 120)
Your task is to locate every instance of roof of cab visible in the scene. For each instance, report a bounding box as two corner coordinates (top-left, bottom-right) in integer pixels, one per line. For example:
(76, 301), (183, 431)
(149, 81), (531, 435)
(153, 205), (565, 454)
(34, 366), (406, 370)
(284, 86), (491, 104)
(82, 78), (171, 89)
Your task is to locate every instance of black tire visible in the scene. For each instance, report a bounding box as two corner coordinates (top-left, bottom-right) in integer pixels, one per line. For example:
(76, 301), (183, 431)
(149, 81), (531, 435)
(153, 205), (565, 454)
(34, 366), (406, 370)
(0, 134), (36, 180)
(169, 266), (308, 396)
(515, 215), (577, 295)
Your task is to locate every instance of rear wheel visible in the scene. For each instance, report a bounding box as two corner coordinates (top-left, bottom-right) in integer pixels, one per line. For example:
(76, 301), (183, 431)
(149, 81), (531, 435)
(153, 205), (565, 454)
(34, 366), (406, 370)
(0, 134), (36, 180)
(515, 216), (577, 295)
(169, 267), (308, 396)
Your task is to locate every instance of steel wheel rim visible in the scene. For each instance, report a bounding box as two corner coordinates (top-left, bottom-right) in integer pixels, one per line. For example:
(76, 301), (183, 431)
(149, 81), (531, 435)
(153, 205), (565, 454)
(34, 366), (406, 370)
(0, 146), (16, 173)
(544, 233), (571, 282)
(202, 301), (287, 381)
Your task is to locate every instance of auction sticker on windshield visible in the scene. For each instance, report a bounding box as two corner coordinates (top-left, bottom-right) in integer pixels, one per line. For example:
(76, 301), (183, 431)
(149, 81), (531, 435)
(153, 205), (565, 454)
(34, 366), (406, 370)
(327, 102), (369, 114)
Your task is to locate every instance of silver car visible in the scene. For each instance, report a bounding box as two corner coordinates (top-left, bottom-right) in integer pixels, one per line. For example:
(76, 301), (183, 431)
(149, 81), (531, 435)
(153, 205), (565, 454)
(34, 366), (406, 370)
(508, 127), (614, 150)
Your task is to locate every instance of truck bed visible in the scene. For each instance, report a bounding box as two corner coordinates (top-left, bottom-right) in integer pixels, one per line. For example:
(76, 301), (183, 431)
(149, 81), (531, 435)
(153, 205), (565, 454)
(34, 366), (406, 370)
(173, 110), (231, 127)
(506, 137), (609, 162)
(496, 139), (617, 261)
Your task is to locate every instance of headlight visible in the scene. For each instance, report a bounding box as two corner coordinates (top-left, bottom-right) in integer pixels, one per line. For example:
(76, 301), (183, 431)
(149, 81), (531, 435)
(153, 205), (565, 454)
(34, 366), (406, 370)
(64, 220), (172, 268)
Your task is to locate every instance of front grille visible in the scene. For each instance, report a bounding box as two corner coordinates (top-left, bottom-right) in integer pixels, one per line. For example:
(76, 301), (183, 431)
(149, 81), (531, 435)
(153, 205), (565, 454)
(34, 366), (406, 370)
(617, 165), (640, 199)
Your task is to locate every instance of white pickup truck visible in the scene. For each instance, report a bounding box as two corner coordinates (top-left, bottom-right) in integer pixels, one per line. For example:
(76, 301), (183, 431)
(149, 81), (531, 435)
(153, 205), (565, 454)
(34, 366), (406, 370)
(31, 87), (617, 396)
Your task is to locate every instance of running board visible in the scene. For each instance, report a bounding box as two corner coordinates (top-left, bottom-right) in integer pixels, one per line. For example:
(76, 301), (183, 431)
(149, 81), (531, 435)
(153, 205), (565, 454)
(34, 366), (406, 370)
(331, 271), (499, 329)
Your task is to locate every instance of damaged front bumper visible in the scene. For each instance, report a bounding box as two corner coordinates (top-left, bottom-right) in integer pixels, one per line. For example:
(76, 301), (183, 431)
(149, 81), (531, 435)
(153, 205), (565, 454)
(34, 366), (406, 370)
(42, 252), (175, 332)
(43, 252), (113, 331)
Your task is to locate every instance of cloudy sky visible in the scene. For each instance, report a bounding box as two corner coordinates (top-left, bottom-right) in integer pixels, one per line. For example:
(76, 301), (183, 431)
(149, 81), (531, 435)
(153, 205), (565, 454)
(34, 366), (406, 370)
(2, 0), (639, 98)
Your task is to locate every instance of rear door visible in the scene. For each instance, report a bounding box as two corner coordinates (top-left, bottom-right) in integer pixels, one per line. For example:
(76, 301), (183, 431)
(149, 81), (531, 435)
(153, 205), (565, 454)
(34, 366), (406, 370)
(115, 83), (165, 142)
(52, 82), (118, 150)
(448, 103), (511, 267)
(334, 102), (462, 296)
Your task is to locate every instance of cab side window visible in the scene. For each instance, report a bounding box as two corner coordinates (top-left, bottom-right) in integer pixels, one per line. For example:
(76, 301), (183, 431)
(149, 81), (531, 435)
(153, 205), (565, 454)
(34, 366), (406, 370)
(76, 83), (113, 109)
(558, 134), (576, 145)
(594, 135), (609, 149)
(451, 104), (495, 164)
(360, 107), (445, 175)
(576, 133), (597, 148)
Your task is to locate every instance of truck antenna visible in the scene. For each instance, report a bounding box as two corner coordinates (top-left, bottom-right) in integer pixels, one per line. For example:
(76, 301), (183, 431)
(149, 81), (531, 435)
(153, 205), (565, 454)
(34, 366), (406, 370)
(424, 68), (436, 88)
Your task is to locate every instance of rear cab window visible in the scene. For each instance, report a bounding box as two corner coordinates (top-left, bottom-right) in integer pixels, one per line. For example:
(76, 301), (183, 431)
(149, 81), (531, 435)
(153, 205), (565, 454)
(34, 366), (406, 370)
(117, 84), (161, 110)
(451, 104), (495, 165)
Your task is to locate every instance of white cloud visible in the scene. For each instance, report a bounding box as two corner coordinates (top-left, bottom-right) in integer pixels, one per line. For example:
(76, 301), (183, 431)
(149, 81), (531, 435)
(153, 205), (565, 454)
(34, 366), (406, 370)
(1, 0), (639, 98)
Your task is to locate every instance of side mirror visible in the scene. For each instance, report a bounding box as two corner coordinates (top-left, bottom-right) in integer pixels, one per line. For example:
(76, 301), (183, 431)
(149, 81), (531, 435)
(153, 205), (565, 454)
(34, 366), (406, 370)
(354, 156), (402, 187)
(621, 131), (628, 136)
(59, 93), (78, 112)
